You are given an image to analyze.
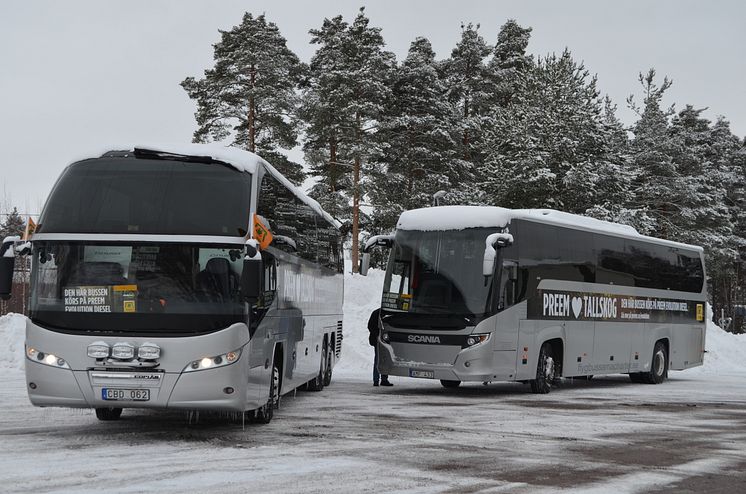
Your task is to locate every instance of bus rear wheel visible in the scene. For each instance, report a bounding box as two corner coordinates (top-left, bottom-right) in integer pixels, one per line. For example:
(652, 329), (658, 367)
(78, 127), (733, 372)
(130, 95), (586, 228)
(323, 339), (333, 387)
(440, 380), (461, 388)
(95, 407), (122, 421)
(641, 341), (668, 384)
(530, 343), (555, 394)
(307, 343), (327, 392)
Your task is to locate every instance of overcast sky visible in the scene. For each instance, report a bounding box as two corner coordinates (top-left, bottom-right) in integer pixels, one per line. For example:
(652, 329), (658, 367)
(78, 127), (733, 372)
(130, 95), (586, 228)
(1, 0), (744, 214)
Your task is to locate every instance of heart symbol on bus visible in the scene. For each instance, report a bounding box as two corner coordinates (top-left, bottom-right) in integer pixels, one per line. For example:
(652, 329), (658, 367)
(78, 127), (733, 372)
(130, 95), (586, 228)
(571, 297), (583, 319)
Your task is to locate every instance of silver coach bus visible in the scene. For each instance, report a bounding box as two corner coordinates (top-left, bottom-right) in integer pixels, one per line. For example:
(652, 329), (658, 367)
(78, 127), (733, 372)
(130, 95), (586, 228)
(362, 206), (706, 393)
(0, 144), (344, 422)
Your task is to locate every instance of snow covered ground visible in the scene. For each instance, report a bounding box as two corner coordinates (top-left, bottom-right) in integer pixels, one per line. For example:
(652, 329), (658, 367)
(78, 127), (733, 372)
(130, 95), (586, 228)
(2, 270), (746, 492)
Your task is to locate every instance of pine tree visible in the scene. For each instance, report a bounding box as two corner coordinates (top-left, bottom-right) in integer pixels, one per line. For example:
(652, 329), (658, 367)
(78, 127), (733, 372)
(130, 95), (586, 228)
(181, 13), (306, 183)
(368, 37), (457, 233)
(301, 15), (353, 220)
(1, 207), (24, 239)
(482, 50), (615, 213)
(488, 19), (533, 107)
(442, 23), (494, 201)
(301, 8), (395, 271)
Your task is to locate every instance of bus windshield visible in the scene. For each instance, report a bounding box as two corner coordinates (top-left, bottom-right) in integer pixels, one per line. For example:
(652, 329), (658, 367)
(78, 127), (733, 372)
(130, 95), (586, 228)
(36, 157), (252, 236)
(382, 228), (499, 320)
(30, 241), (247, 335)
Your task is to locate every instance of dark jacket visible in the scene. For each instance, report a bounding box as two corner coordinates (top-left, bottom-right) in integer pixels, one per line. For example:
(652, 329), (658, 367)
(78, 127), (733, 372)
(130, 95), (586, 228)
(368, 308), (381, 347)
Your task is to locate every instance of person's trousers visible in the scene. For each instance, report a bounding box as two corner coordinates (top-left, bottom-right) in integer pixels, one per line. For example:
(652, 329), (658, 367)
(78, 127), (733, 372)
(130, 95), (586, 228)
(373, 344), (388, 383)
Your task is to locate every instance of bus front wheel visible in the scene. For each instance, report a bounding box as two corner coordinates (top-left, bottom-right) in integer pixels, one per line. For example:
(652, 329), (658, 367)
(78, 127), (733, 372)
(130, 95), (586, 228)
(95, 407), (122, 421)
(530, 343), (555, 394)
(255, 362), (279, 424)
(440, 380), (461, 388)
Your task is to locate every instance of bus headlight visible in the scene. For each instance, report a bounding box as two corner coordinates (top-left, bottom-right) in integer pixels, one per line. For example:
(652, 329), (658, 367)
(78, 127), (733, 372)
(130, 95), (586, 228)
(184, 348), (242, 373)
(381, 330), (390, 343)
(465, 334), (490, 347)
(26, 345), (71, 369)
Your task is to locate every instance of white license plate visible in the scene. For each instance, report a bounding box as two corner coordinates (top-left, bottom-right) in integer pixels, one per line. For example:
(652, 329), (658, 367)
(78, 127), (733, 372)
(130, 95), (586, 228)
(409, 369), (435, 379)
(102, 388), (150, 401)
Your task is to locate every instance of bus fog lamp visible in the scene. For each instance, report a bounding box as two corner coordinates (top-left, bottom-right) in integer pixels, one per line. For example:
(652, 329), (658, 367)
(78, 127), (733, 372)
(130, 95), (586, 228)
(137, 343), (161, 360)
(87, 342), (110, 359)
(112, 342), (135, 360)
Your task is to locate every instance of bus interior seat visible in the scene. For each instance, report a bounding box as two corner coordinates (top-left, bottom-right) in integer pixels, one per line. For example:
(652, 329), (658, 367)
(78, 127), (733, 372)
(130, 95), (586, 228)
(197, 258), (238, 298)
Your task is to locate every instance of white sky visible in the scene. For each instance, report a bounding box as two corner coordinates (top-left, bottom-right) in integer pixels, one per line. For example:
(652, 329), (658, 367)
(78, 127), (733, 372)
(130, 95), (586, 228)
(1, 0), (744, 214)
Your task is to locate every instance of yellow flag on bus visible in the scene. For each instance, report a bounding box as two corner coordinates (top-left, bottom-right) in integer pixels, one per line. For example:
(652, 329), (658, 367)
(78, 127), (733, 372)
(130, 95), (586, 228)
(253, 214), (273, 250)
(23, 217), (36, 240)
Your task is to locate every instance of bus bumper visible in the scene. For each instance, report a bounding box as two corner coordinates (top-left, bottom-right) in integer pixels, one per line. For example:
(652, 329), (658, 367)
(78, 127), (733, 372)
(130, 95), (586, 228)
(377, 340), (512, 382)
(25, 354), (265, 412)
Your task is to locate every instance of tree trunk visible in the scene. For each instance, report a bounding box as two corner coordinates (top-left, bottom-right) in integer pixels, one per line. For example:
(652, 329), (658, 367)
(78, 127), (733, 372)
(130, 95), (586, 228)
(248, 64), (256, 152)
(330, 138), (337, 193)
(351, 112), (362, 274)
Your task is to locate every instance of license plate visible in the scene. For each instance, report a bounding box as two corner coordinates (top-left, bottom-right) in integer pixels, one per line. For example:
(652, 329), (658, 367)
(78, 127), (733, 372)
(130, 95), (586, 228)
(409, 369), (435, 379)
(102, 388), (150, 401)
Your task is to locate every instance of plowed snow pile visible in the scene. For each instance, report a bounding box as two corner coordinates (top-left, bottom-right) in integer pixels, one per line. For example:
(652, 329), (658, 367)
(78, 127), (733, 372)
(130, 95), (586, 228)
(0, 313), (25, 371)
(2, 274), (745, 378)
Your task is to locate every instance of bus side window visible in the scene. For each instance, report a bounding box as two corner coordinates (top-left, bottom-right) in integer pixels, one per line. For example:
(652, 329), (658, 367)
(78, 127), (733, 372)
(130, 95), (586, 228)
(498, 261), (518, 310)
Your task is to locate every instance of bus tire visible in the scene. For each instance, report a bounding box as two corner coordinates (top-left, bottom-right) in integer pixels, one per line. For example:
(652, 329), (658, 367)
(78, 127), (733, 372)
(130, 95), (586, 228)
(440, 380), (461, 388)
(628, 372), (644, 383)
(255, 362), (279, 424)
(323, 339), (333, 387)
(95, 407), (122, 421)
(530, 343), (555, 394)
(641, 341), (668, 384)
(307, 343), (327, 392)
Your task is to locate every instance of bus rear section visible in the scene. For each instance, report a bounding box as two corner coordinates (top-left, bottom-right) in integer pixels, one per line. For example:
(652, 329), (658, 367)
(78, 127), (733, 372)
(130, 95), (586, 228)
(367, 206), (707, 393)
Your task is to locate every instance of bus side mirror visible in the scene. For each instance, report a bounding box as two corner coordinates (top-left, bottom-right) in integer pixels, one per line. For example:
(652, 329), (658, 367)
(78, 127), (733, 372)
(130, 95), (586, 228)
(360, 253), (371, 276)
(240, 243), (263, 303)
(0, 236), (19, 300)
(361, 234), (394, 277)
(483, 233), (514, 277)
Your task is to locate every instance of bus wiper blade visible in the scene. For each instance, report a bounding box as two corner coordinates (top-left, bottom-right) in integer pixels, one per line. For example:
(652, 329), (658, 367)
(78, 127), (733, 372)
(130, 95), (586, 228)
(133, 148), (222, 165)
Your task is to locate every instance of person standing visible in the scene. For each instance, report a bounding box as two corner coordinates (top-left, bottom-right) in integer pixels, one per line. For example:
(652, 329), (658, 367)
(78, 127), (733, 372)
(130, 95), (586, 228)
(368, 308), (392, 387)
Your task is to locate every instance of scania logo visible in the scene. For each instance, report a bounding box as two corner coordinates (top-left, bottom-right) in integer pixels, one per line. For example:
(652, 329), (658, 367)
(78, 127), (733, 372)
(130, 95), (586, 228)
(407, 335), (441, 344)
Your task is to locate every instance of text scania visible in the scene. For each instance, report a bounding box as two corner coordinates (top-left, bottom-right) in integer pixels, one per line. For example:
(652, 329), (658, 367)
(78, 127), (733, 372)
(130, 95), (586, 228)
(408, 335), (441, 344)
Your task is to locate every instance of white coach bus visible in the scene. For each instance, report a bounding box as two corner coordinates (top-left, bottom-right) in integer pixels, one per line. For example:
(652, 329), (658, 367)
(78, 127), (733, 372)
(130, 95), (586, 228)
(0, 144), (344, 422)
(362, 206), (706, 393)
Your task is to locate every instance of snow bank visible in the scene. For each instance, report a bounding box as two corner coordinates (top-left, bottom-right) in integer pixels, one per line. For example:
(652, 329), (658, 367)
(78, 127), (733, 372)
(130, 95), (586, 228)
(689, 304), (746, 376)
(0, 313), (26, 370)
(335, 264), (386, 381)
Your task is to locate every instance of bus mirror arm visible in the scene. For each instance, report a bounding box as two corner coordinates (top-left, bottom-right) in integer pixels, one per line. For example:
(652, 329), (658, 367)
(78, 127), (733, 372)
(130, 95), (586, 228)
(482, 232), (514, 277)
(0, 236), (20, 300)
(241, 240), (263, 303)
